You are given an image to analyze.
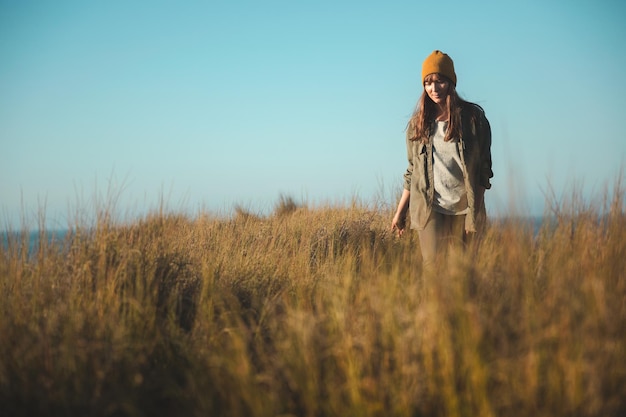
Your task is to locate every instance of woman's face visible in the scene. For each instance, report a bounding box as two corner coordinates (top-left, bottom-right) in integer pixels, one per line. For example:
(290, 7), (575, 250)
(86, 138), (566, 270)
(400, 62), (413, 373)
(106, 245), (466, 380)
(424, 74), (450, 105)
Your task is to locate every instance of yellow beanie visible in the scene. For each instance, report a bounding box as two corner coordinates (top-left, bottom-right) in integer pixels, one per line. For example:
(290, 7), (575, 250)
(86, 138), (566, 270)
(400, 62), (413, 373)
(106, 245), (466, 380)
(421, 50), (457, 86)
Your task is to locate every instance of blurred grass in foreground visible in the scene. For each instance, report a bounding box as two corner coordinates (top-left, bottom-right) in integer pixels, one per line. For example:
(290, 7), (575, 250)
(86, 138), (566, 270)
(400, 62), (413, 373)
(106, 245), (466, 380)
(1, 188), (625, 417)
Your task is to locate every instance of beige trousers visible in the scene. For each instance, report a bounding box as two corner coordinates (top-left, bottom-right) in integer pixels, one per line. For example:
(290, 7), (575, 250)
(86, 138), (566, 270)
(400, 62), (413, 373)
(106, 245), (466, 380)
(417, 210), (467, 268)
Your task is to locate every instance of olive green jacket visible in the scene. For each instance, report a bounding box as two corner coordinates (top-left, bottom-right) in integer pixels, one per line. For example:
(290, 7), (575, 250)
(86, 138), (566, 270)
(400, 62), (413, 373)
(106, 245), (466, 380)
(403, 103), (493, 232)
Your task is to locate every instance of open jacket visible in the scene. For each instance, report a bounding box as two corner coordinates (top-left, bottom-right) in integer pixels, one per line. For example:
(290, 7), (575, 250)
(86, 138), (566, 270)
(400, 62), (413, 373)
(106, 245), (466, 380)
(403, 103), (493, 232)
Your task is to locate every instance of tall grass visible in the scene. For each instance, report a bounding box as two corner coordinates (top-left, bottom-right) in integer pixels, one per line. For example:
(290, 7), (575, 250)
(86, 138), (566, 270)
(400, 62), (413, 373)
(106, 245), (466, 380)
(1, 185), (625, 417)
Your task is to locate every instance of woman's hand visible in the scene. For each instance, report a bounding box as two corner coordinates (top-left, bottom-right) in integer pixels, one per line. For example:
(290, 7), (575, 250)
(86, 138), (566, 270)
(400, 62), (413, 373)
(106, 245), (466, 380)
(391, 213), (405, 237)
(391, 189), (411, 237)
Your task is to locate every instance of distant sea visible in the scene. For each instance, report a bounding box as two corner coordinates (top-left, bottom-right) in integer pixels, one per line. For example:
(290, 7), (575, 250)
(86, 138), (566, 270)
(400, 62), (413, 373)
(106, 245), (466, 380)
(492, 216), (550, 234)
(1, 229), (70, 255)
(2, 216), (549, 255)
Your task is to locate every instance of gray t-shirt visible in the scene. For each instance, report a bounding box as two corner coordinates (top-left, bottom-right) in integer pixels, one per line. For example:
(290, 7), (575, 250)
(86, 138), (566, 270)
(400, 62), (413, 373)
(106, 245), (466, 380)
(432, 121), (468, 215)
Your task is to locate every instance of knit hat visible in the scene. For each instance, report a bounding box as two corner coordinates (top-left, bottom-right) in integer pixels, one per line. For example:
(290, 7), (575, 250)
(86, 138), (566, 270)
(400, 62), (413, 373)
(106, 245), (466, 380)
(421, 50), (457, 86)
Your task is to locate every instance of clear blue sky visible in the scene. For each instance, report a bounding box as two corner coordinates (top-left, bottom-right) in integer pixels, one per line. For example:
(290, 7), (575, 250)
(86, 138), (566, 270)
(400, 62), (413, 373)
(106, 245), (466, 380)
(2, 0), (625, 229)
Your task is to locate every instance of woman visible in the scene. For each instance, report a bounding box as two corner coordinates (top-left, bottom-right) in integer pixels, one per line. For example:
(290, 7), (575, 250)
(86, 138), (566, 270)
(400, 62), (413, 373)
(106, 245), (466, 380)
(391, 50), (493, 267)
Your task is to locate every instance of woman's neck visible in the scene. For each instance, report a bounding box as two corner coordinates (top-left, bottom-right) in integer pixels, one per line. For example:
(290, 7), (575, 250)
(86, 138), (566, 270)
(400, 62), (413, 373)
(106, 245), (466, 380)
(435, 112), (448, 122)
(434, 104), (448, 121)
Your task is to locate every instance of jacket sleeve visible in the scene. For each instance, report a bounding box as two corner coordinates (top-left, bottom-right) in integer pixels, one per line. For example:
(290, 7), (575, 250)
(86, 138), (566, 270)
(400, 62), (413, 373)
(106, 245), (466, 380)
(403, 121), (418, 191)
(477, 110), (493, 189)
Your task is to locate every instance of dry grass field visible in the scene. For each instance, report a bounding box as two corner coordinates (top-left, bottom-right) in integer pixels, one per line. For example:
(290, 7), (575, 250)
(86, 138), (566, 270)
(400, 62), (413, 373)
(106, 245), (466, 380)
(1, 186), (625, 417)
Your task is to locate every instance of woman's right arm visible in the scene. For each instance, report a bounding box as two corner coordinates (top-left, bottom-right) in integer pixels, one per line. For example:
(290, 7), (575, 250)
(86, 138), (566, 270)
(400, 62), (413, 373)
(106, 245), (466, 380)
(391, 188), (411, 236)
(392, 125), (417, 236)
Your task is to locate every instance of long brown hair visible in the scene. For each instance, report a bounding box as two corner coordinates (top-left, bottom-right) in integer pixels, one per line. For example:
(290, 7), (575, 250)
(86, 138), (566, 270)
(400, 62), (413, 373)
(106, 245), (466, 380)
(408, 73), (472, 143)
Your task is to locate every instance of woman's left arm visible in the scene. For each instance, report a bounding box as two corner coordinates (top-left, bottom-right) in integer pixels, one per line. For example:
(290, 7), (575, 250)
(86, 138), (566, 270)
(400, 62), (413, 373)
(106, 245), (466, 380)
(478, 112), (493, 190)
